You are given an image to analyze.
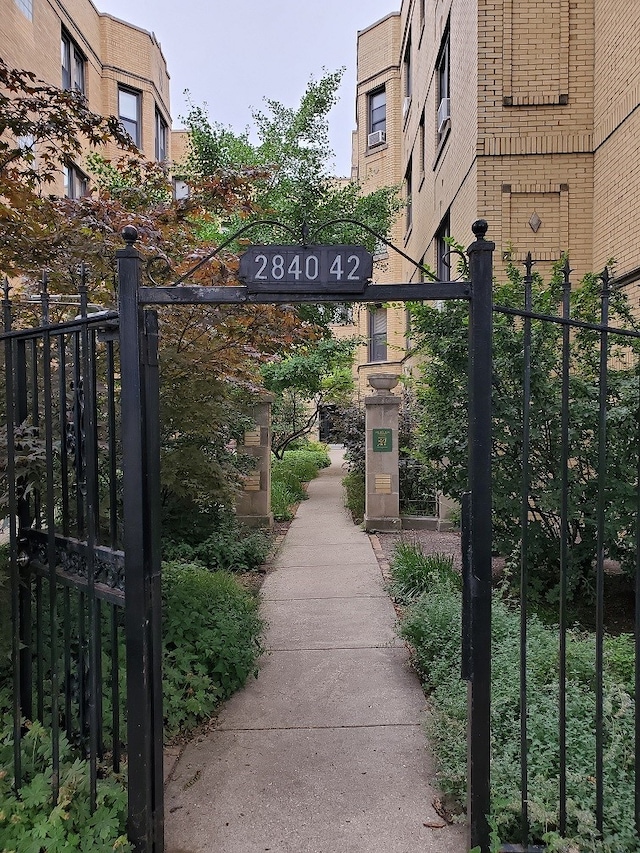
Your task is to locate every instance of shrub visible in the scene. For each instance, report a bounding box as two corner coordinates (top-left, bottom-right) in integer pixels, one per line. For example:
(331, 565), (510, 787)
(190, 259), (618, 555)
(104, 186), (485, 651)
(342, 470), (365, 523)
(388, 543), (459, 604)
(0, 718), (130, 852)
(394, 542), (638, 852)
(162, 564), (265, 735)
(270, 447), (330, 521)
(163, 513), (270, 573)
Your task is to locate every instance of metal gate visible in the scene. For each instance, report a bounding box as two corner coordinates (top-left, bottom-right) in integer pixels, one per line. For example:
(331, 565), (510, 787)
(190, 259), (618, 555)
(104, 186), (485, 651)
(2, 241), (163, 851)
(6, 218), (636, 853)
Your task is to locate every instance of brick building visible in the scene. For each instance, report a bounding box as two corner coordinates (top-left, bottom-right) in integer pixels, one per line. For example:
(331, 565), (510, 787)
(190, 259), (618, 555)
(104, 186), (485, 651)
(350, 0), (640, 394)
(1, 0), (172, 195)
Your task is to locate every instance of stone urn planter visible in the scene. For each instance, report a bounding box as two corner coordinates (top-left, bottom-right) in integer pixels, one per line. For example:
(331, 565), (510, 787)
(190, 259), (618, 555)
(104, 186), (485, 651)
(368, 373), (400, 394)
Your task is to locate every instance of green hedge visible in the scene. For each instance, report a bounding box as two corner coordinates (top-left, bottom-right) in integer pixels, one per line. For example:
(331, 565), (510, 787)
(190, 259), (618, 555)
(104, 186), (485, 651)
(391, 542), (637, 853)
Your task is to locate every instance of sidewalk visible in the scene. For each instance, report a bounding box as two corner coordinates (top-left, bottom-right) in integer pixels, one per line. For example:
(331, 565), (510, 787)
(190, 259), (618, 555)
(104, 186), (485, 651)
(164, 446), (467, 853)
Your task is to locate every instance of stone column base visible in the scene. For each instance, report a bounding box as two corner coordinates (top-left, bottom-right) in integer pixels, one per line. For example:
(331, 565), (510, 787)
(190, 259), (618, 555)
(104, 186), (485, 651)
(364, 515), (402, 532)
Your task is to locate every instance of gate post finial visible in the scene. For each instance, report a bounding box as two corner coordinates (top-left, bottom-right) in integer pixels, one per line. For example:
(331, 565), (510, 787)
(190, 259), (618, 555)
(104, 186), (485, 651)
(472, 219), (489, 240)
(121, 225), (139, 247)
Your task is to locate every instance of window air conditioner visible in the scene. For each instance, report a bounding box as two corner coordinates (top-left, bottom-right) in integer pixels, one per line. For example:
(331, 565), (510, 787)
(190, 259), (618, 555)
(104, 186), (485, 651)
(438, 97), (451, 133)
(368, 130), (386, 147)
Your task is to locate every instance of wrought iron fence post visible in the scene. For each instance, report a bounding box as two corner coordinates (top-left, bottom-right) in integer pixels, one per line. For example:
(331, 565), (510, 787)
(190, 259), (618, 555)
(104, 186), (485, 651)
(117, 226), (164, 852)
(466, 219), (494, 853)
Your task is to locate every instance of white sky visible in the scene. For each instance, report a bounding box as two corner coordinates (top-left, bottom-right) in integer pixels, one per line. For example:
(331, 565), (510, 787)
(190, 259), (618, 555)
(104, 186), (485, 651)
(95, 0), (400, 176)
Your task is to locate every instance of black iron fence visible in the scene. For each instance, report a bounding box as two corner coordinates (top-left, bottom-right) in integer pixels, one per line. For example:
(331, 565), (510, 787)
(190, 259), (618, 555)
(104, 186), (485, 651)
(462, 247), (640, 851)
(2, 273), (124, 807)
(2, 244), (164, 852)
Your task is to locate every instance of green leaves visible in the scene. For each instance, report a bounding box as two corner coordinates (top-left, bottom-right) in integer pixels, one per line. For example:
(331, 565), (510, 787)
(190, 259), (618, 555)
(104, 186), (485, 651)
(408, 260), (640, 601)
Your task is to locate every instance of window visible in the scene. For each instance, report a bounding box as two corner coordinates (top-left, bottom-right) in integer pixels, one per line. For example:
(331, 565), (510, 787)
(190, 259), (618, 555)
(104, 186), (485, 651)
(418, 110), (426, 176)
(368, 88), (386, 147)
(435, 213), (451, 281)
(119, 86), (141, 147)
(419, 0), (426, 27)
(155, 109), (168, 161)
(369, 307), (387, 362)
(405, 159), (413, 232)
(437, 27), (451, 140)
(14, 0), (32, 20)
(64, 164), (88, 199)
(61, 30), (85, 93)
(173, 178), (190, 200)
(403, 32), (412, 116)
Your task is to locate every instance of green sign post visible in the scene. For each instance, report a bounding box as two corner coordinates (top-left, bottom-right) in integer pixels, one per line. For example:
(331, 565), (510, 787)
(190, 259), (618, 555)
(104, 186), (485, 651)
(372, 428), (393, 452)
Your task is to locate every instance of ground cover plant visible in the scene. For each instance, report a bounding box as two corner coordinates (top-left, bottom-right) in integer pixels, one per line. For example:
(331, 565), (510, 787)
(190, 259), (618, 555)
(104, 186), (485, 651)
(390, 541), (637, 852)
(270, 442), (330, 520)
(0, 544), (265, 850)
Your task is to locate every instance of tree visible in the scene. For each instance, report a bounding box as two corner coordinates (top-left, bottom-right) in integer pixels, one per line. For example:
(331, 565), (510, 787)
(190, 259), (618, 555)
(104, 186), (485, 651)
(408, 261), (640, 601)
(261, 337), (357, 457)
(180, 69), (401, 326)
(0, 58), (135, 275)
(0, 62), (319, 535)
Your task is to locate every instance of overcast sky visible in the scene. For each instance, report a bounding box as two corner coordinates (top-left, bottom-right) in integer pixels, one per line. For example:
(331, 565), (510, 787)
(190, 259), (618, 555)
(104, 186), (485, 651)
(95, 0), (400, 176)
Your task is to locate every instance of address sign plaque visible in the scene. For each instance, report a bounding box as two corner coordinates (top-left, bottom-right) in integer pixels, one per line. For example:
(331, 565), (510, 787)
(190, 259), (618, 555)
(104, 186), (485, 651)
(239, 245), (373, 295)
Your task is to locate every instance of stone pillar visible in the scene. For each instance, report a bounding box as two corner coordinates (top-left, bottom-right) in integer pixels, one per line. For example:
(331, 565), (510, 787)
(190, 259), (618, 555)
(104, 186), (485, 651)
(364, 374), (401, 532)
(236, 394), (274, 529)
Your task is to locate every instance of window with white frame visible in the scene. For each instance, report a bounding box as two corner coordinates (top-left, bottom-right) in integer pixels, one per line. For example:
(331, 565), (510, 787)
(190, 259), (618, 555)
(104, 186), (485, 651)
(64, 163), (88, 199)
(119, 86), (141, 147)
(61, 30), (85, 93)
(403, 32), (412, 116)
(368, 88), (386, 147)
(436, 26), (451, 141)
(369, 306), (387, 362)
(435, 213), (451, 281)
(405, 158), (413, 232)
(155, 109), (168, 161)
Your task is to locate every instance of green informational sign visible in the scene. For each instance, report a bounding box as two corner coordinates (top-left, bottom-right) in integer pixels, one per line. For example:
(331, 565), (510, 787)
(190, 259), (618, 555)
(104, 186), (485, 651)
(372, 428), (393, 452)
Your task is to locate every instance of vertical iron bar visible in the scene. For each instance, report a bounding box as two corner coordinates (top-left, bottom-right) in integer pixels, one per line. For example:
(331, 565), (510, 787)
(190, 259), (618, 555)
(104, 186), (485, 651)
(559, 259), (572, 835)
(35, 574), (43, 720)
(106, 340), (119, 548)
(3, 280), (22, 789)
(144, 309), (164, 851)
(466, 220), (494, 853)
(41, 277), (60, 802)
(63, 587), (72, 740)
(59, 337), (70, 536)
(118, 226), (164, 851)
(519, 254), (534, 845)
(595, 269), (610, 835)
(15, 337), (32, 721)
(111, 603), (121, 772)
(73, 331), (84, 538)
(78, 592), (87, 752)
(80, 276), (100, 811)
(30, 335), (42, 529)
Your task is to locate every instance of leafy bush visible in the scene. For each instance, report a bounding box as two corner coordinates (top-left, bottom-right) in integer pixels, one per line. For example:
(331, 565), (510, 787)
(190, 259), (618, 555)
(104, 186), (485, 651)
(342, 470), (365, 523)
(0, 718), (130, 853)
(162, 564), (265, 735)
(163, 512), (270, 572)
(270, 479), (296, 522)
(394, 542), (638, 852)
(270, 446), (330, 521)
(388, 543), (459, 605)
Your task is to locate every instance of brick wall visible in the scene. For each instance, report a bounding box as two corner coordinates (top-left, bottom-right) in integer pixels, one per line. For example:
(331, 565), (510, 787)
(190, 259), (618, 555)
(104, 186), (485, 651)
(1, 0), (172, 194)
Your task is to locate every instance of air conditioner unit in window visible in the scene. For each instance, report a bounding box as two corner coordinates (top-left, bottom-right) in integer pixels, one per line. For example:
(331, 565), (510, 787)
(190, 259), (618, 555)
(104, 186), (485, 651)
(368, 130), (386, 147)
(438, 97), (451, 133)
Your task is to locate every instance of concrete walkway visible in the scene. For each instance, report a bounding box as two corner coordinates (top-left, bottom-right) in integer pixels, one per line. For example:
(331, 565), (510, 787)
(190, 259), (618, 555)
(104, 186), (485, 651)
(164, 446), (467, 853)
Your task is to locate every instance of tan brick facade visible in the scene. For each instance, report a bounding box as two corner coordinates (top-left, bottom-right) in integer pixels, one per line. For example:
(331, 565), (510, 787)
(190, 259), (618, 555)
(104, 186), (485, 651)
(1, 0), (172, 193)
(351, 0), (640, 378)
